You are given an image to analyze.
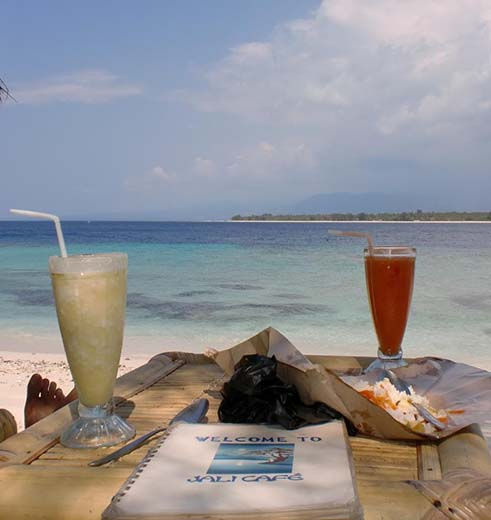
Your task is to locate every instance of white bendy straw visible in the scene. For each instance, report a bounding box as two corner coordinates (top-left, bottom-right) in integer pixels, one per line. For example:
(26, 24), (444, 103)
(10, 208), (68, 258)
(328, 229), (374, 255)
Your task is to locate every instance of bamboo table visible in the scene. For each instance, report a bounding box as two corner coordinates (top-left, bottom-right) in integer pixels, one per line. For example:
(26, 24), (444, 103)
(0, 352), (490, 519)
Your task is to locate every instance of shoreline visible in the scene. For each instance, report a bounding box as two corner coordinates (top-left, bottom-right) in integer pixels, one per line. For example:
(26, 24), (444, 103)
(227, 220), (491, 224)
(2, 329), (490, 367)
(3, 219), (491, 224)
(0, 330), (194, 355)
(2, 330), (491, 433)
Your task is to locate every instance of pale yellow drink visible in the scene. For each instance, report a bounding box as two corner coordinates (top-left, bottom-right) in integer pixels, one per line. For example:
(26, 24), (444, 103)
(49, 254), (127, 408)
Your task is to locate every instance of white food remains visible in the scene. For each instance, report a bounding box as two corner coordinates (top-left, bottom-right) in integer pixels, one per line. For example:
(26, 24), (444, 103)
(351, 378), (450, 434)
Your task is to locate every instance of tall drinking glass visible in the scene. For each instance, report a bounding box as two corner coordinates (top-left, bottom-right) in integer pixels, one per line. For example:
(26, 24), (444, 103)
(49, 253), (135, 448)
(364, 246), (416, 371)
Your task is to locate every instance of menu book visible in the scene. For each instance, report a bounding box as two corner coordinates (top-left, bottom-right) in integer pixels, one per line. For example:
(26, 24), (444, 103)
(102, 421), (363, 520)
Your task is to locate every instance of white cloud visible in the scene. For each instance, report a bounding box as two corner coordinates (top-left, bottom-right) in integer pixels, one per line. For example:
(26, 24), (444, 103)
(193, 157), (216, 178)
(225, 141), (316, 182)
(148, 166), (177, 182)
(175, 0), (491, 196)
(124, 165), (177, 193)
(259, 142), (275, 154)
(229, 42), (272, 65)
(14, 69), (143, 105)
(321, 0), (491, 46)
(188, 1), (491, 130)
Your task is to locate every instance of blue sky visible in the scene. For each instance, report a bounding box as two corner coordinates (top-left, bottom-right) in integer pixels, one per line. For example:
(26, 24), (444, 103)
(2, 1), (491, 219)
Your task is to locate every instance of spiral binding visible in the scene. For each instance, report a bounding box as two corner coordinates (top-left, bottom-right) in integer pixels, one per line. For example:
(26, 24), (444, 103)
(112, 427), (173, 503)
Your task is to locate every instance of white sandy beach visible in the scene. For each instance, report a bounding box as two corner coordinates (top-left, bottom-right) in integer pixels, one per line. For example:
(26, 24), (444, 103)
(0, 349), (152, 433)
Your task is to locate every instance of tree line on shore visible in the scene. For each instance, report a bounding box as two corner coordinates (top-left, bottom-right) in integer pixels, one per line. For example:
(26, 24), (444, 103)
(231, 210), (491, 221)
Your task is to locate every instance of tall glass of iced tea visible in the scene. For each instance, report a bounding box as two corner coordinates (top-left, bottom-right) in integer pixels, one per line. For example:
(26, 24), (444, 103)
(364, 246), (416, 371)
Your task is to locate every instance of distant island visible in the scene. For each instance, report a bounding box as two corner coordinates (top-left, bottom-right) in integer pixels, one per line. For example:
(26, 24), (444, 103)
(231, 210), (491, 222)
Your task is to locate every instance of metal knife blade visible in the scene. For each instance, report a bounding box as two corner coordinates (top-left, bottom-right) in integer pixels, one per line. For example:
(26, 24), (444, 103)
(88, 398), (209, 467)
(382, 369), (446, 431)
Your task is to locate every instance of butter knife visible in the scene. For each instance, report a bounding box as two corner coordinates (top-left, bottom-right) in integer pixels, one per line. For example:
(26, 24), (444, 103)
(88, 398), (209, 467)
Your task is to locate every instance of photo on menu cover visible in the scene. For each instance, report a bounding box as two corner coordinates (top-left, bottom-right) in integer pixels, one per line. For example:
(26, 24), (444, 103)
(207, 443), (295, 474)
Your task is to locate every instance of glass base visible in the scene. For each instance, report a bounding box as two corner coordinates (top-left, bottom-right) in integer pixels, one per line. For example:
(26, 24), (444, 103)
(365, 349), (408, 372)
(60, 402), (135, 449)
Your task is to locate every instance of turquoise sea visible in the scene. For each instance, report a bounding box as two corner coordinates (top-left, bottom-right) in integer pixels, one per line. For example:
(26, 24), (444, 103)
(0, 221), (490, 367)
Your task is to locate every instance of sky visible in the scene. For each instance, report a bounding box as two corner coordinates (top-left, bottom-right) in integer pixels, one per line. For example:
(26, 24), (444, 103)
(1, 0), (491, 219)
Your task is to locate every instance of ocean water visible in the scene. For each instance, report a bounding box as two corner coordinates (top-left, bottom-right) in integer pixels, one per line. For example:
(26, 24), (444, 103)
(208, 443), (294, 474)
(0, 221), (490, 367)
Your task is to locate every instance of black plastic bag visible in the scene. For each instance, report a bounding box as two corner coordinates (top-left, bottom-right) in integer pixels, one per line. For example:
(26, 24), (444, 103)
(219, 354), (356, 434)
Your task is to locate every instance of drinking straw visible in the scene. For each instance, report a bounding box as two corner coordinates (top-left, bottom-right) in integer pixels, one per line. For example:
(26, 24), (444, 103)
(10, 208), (68, 257)
(328, 229), (374, 255)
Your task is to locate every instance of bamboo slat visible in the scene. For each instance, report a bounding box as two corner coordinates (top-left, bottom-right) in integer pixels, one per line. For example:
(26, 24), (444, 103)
(0, 354), (184, 467)
(357, 480), (436, 520)
(418, 444), (442, 481)
(0, 465), (130, 520)
(0, 354), (489, 520)
(32, 363), (223, 468)
(0, 408), (17, 444)
(438, 423), (491, 477)
(0, 465), (430, 520)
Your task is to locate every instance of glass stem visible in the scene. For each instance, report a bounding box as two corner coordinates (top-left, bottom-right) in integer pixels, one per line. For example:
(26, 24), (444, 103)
(78, 401), (112, 419)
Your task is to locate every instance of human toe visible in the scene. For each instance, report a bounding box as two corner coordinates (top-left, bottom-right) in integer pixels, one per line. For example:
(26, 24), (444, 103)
(40, 378), (50, 397)
(26, 374), (43, 398)
(47, 381), (57, 400)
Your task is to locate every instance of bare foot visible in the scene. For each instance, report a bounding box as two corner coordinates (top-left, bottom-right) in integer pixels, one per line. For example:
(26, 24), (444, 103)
(24, 374), (77, 428)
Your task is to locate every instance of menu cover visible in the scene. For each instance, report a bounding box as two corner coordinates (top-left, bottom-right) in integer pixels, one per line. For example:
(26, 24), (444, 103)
(102, 421), (363, 519)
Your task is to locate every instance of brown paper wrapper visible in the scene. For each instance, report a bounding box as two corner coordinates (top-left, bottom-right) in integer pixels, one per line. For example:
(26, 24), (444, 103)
(210, 327), (491, 441)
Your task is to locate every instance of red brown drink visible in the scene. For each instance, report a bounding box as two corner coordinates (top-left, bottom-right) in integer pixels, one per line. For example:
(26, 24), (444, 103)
(364, 246), (416, 369)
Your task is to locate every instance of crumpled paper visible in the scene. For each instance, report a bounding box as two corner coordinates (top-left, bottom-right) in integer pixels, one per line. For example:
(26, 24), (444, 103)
(208, 327), (491, 441)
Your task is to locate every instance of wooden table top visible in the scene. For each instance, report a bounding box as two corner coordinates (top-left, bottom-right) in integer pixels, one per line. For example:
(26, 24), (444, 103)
(0, 352), (490, 520)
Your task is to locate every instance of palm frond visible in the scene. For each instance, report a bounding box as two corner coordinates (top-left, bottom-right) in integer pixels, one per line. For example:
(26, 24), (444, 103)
(0, 78), (16, 103)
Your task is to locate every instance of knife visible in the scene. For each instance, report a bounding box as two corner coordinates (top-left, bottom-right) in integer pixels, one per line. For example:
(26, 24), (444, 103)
(88, 398), (209, 467)
(382, 369), (446, 431)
